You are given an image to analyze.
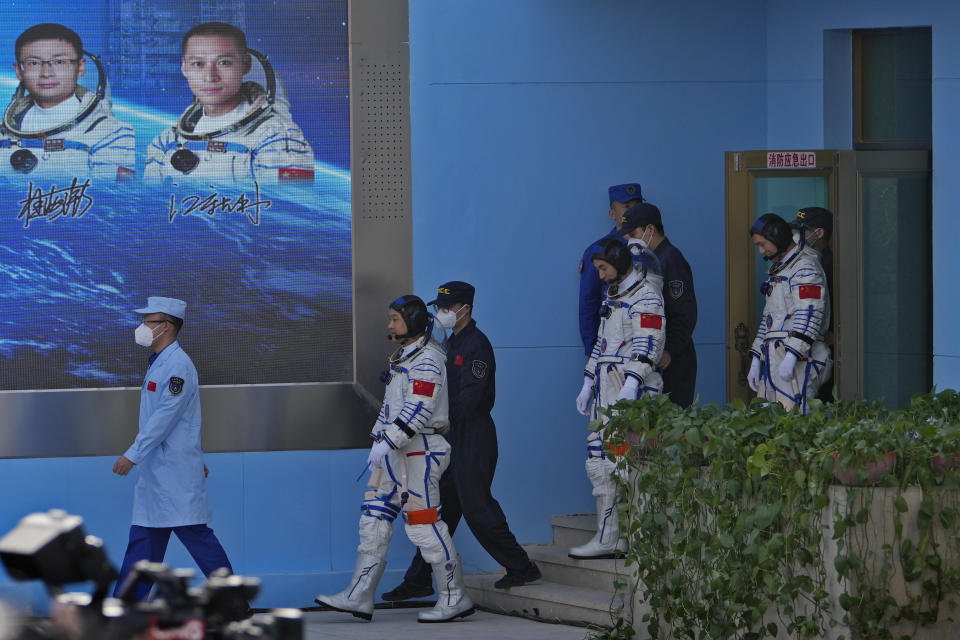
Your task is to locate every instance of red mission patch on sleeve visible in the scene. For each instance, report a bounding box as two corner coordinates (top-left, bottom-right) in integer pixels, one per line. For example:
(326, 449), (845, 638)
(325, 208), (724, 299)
(798, 284), (822, 299)
(640, 314), (664, 329)
(412, 380), (436, 397)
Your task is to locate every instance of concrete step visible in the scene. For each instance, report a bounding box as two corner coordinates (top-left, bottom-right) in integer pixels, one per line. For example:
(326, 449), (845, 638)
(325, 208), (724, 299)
(524, 543), (633, 593)
(464, 571), (624, 630)
(550, 513), (598, 548)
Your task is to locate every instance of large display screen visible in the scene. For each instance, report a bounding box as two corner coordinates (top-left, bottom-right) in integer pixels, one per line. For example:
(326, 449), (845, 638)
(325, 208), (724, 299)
(0, 1), (351, 389)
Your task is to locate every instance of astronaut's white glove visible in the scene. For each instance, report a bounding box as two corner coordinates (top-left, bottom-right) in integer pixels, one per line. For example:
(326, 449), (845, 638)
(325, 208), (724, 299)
(747, 356), (761, 392)
(616, 376), (640, 402)
(367, 440), (392, 468)
(576, 377), (594, 416)
(778, 351), (798, 382)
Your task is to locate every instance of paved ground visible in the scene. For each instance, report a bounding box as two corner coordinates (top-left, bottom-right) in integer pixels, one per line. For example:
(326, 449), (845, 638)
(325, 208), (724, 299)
(302, 606), (594, 639)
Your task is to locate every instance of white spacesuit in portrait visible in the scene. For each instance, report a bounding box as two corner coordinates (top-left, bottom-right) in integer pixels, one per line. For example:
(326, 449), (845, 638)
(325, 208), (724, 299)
(747, 213), (831, 414)
(314, 296), (474, 623)
(145, 49), (313, 187)
(573, 238), (666, 559)
(0, 54), (135, 182)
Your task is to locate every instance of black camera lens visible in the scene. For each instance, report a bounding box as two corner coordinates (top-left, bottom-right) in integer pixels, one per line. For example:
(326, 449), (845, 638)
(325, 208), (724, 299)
(10, 148), (37, 173)
(170, 149), (200, 174)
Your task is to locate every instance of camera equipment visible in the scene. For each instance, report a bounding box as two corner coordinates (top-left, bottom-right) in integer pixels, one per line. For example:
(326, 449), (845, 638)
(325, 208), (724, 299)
(0, 510), (302, 640)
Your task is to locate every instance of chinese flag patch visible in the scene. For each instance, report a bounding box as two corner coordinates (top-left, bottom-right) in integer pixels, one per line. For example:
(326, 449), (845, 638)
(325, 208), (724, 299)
(454, 355), (464, 366)
(412, 380), (436, 397)
(278, 168), (314, 182)
(798, 285), (822, 300)
(147, 381), (157, 392)
(640, 314), (663, 329)
(116, 166), (135, 181)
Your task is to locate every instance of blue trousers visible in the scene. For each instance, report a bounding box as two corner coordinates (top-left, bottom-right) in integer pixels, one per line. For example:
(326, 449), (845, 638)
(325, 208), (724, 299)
(113, 524), (233, 601)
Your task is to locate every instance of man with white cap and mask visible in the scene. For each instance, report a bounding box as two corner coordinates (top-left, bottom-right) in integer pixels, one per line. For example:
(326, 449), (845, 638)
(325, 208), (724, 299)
(112, 296), (238, 604)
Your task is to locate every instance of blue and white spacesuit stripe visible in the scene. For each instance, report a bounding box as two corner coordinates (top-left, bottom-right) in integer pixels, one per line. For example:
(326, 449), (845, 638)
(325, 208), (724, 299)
(751, 246), (831, 413)
(398, 400), (431, 431)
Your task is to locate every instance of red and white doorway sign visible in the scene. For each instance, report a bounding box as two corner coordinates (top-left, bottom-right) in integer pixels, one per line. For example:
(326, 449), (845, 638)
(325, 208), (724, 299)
(766, 151), (817, 169)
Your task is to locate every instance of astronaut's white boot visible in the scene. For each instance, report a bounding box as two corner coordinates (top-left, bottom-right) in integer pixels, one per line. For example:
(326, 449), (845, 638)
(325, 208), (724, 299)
(417, 556), (475, 623)
(314, 553), (385, 621)
(568, 492), (627, 559)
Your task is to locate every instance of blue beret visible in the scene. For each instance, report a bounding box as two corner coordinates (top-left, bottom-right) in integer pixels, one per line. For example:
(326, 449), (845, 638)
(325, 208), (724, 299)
(608, 183), (642, 205)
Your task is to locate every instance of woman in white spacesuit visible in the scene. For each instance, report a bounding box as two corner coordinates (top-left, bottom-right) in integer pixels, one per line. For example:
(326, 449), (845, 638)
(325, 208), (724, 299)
(0, 23), (135, 181)
(145, 22), (314, 186)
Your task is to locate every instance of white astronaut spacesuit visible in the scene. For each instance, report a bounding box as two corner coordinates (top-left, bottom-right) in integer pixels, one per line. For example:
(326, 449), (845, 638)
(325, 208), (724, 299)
(315, 304), (473, 623)
(145, 80), (313, 186)
(749, 243), (831, 414)
(573, 240), (666, 559)
(0, 84), (135, 182)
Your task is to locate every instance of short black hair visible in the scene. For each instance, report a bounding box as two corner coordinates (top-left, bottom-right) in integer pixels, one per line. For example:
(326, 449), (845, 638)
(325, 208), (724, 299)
(162, 313), (184, 334)
(16, 24), (82, 62)
(182, 22), (247, 55)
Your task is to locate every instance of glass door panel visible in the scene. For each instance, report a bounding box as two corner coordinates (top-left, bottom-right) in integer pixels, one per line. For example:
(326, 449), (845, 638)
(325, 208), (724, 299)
(861, 174), (931, 407)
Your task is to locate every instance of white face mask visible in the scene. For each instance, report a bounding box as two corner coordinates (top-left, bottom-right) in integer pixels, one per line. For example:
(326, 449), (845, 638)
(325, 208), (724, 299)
(435, 305), (466, 330)
(134, 323), (156, 347)
(629, 226), (654, 250)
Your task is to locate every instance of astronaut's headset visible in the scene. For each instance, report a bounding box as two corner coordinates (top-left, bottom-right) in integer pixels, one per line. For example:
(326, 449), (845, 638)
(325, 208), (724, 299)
(170, 48), (277, 174)
(4, 51), (107, 174)
(591, 237), (634, 279)
(750, 213), (794, 260)
(389, 295), (429, 341)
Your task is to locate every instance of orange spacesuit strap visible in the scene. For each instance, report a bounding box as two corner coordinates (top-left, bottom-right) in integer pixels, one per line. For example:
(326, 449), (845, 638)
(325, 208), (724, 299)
(405, 507), (439, 525)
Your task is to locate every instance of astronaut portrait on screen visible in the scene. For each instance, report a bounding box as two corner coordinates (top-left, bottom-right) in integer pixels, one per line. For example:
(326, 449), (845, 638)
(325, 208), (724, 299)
(0, 23), (135, 182)
(145, 22), (314, 186)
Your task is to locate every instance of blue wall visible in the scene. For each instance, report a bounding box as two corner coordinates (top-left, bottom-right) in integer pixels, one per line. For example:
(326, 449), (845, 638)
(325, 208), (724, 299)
(3, 0), (960, 613)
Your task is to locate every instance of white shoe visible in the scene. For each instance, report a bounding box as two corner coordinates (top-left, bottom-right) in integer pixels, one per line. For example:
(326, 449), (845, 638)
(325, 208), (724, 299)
(314, 553), (385, 621)
(568, 494), (626, 559)
(418, 556), (475, 623)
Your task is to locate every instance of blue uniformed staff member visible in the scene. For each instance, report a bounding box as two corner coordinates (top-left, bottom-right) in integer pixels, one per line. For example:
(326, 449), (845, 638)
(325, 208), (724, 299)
(790, 207), (834, 402)
(578, 183), (644, 355)
(1, 23), (135, 180)
(619, 202), (698, 407)
(112, 297), (236, 602)
(382, 282), (540, 602)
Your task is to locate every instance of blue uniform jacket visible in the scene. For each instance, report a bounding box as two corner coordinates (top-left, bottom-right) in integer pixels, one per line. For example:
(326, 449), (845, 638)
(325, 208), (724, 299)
(578, 227), (619, 355)
(446, 319), (495, 430)
(124, 341), (211, 528)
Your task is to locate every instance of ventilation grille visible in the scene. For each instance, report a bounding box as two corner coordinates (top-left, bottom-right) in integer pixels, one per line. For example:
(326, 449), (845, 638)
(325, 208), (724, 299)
(356, 61), (409, 220)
